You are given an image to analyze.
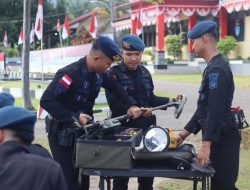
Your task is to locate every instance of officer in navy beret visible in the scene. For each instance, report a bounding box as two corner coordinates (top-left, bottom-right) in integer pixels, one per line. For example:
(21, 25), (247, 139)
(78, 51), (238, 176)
(105, 34), (182, 190)
(0, 92), (14, 107)
(177, 20), (240, 190)
(40, 35), (144, 190)
(0, 106), (67, 190)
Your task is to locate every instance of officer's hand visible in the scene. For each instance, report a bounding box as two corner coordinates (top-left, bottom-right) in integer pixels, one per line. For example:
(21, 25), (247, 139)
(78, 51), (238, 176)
(176, 94), (183, 101)
(79, 114), (92, 126)
(176, 129), (190, 147)
(127, 106), (142, 119)
(169, 94), (183, 103)
(197, 141), (211, 165)
(141, 107), (152, 117)
(176, 134), (184, 146)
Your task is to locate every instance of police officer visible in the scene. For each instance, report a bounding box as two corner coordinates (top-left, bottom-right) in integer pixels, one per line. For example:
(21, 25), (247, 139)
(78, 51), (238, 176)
(0, 92), (52, 158)
(105, 34), (181, 190)
(40, 36), (143, 190)
(0, 106), (67, 190)
(176, 21), (240, 190)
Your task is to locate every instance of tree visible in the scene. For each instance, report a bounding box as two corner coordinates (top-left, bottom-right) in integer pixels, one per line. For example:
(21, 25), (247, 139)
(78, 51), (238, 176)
(164, 35), (182, 61)
(217, 36), (237, 60)
(0, 0), (67, 50)
(22, 0), (34, 110)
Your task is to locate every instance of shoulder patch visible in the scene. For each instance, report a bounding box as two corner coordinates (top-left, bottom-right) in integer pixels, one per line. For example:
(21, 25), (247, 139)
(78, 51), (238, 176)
(55, 74), (73, 95)
(208, 72), (220, 89)
(59, 74), (72, 89)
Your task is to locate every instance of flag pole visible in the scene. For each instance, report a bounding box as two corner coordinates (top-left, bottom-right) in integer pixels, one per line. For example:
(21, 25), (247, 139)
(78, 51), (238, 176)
(41, 37), (44, 84)
(59, 30), (63, 48)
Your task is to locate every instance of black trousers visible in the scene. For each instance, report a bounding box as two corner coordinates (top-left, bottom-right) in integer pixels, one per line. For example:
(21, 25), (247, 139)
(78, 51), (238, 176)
(48, 131), (89, 190)
(113, 177), (154, 190)
(210, 130), (241, 190)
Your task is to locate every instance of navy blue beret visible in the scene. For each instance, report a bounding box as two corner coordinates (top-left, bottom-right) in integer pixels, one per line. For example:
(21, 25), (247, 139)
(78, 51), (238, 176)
(187, 21), (217, 39)
(121, 34), (145, 51)
(96, 35), (122, 62)
(0, 93), (14, 108)
(0, 106), (36, 144)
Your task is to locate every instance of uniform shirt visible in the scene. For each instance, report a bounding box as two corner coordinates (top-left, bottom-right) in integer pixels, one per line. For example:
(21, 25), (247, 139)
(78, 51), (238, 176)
(105, 62), (169, 128)
(0, 141), (67, 190)
(40, 57), (136, 124)
(184, 54), (234, 142)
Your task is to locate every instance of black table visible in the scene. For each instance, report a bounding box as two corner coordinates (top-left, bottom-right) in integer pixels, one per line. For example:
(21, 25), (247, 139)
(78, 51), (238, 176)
(82, 166), (215, 190)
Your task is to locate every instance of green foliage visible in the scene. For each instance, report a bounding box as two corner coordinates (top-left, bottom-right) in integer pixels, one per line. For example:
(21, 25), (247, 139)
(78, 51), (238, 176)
(236, 55), (243, 60)
(217, 36), (237, 60)
(5, 47), (19, 57)
(143, 49), (155, 60)
(164, 35), (182, 60)
(0, 0), (66, 49)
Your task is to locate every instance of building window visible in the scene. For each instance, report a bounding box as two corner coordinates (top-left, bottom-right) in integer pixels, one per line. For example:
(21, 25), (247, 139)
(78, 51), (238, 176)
(228, 11), (245, 41)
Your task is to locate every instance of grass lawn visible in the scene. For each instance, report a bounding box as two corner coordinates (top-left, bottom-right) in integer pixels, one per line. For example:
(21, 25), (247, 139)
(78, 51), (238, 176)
(0, 80), (48, 89)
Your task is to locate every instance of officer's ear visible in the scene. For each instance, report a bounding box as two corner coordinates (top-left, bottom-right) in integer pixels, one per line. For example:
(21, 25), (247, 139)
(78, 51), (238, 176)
(202, 34), (210, 44)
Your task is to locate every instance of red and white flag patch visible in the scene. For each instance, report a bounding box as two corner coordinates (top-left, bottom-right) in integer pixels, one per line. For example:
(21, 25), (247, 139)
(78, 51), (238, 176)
(59, 74), (72, 89)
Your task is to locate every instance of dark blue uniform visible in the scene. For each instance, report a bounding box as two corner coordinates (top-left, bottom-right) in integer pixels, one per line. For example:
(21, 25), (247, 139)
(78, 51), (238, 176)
(40, 57), (136, 190)
(0, 141), (67, 190)
(184, 54), (240, 190)
(105, 62), (169, 190)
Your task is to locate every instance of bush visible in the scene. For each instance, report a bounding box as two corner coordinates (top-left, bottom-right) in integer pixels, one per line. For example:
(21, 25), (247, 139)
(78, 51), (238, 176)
(164, 35), (181, 60)
(217, 36), (237, 60)
(5, 48), (19, 57)
(236, 55), (243, 60)
(143, 49), (155, 60)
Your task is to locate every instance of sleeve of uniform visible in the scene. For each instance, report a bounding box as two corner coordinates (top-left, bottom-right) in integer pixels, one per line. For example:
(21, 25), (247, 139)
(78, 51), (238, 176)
(184, 109), (202, 134)
(40, 70), (78, 123)
(103, 71), (137, 111)
(105, 88), (127, 116)
(203, 66), (227, 142)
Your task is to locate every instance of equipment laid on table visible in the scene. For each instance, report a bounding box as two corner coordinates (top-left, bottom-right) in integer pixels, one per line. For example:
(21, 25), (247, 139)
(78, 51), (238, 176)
(75, 95), (205, 171)
(74, 95), (216, 190)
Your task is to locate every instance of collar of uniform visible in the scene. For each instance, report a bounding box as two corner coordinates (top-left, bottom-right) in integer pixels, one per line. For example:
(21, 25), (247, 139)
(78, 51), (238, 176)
(0, 141), (28, 158)
(208, 54), (221, 67)
(120, 61), (129, 72)
(120, 61), (141, 73)
(81, 56), (89, 77)
(81, 56), (102, 81)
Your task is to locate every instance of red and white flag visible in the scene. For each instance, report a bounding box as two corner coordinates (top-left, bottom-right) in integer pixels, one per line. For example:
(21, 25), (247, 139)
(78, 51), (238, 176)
(30, 23), (35, 44)
(3, 31), (7, 48)
(34, 0), (43, 40)
(57, 18), (61, 32)
(136, 0), (143, 36)
(89, 13), (98, 38)
(59, 74), (72, 89)
(18, 28), (24, 45)
(62, 16), (70, 40)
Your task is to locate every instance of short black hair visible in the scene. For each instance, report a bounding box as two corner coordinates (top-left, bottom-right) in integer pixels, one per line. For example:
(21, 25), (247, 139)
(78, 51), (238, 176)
(90, 39), (101, 52)
(207, 30), (217, 40)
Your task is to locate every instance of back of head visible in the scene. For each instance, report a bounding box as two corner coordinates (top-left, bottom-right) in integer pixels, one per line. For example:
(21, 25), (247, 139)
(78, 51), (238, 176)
(187, 20), (217, 40)
(0, 93), (14, 108)
(90, 35), (122, 62)
(121, 34), (145, 52)
(0, 106), (36, 145)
